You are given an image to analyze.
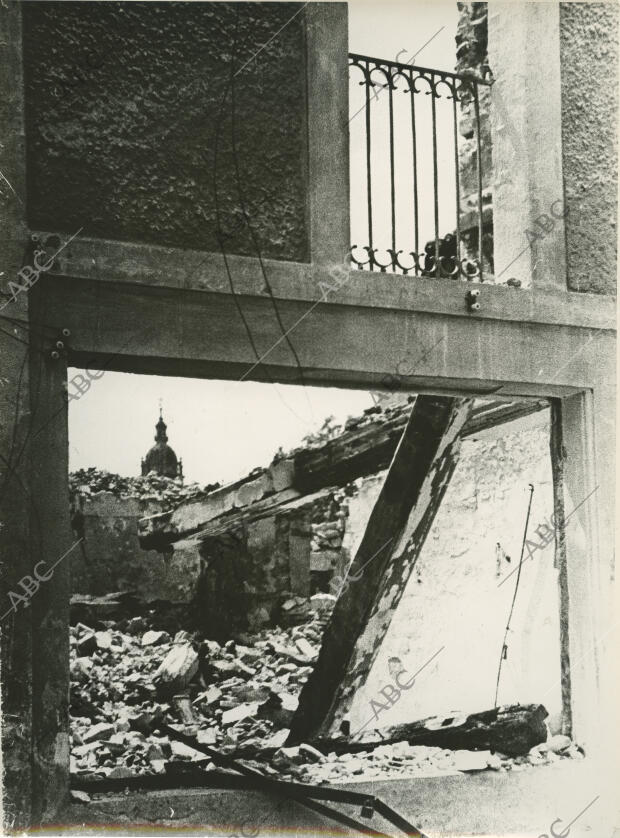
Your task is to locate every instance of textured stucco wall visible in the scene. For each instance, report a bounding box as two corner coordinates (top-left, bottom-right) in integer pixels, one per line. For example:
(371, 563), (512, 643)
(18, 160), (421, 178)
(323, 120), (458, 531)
(22, 2), (308, 261)
(348, 411), (563, 733)
(560, 3), (618, 294)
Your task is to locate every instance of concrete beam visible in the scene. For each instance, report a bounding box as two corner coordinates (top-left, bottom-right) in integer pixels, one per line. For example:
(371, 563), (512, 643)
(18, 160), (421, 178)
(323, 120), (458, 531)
(37, 275), (613, 400)
(37, 232), (616, 331)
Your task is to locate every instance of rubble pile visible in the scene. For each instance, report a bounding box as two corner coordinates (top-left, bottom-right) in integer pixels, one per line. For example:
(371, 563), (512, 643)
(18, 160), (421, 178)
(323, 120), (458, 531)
(70, 597), (584, 785)
(272, 734), (584, 784)
(70, 595), (334, 779)
(69, 468), (217, 505)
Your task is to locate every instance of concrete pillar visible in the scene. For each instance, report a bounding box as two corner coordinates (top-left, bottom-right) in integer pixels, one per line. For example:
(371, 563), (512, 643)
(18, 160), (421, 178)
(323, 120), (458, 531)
(305, 3), (349, 268)
(0, 1), (33, 828)
(488, 3), (567, 289)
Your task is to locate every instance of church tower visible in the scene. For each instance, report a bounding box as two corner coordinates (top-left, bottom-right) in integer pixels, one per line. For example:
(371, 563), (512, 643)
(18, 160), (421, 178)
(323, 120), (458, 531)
(140, 408), (183, 479)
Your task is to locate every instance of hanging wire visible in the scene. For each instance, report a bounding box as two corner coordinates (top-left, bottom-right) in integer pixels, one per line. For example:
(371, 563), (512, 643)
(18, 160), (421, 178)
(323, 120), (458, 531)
(494, 483), (535, 707)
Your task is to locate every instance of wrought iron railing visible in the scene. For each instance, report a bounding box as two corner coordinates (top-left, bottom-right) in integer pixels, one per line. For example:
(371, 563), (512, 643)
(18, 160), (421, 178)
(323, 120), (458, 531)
(348, 53), (493, 281)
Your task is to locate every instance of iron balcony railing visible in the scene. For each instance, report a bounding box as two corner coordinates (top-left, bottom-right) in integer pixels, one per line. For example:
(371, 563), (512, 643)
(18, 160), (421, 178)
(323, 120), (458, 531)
(348, 53), (494, 281)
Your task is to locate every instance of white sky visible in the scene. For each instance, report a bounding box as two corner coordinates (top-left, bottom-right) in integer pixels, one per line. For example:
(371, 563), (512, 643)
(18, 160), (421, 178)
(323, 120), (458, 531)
(68, 1), (458, 487)
(68, 373), (374, 485)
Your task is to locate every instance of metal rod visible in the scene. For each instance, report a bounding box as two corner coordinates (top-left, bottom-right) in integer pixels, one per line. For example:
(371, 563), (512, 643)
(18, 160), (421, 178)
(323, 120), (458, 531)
(494, 483), (535, 707)
(388, 71), (396, 255)
(365, 61), (374, 271)
(452, 86), (462, 275)
(474, 83), (484, 282)
(375, 800), (429, 838)
(431, 78), (440, 276)
(154, 723), (418, 836)
(410, 71), (419, 275)
(349, 52), (493, 86)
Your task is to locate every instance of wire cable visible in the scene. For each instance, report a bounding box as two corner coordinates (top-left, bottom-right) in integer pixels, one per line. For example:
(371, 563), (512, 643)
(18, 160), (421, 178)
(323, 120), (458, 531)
(494, 482), (535, 707)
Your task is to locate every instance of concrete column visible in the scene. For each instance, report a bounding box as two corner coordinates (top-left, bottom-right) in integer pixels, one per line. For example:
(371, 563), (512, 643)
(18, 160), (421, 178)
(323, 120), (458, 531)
(488, 3), (567, 290)
(28, 285), (73, 823)
(0, 1), (33, 829)
(561, 377), (616, 763)
(305, 3), (349, 269)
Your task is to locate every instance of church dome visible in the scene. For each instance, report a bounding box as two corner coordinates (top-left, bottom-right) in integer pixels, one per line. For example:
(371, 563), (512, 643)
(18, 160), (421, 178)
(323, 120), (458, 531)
(141, 410), (182, 479)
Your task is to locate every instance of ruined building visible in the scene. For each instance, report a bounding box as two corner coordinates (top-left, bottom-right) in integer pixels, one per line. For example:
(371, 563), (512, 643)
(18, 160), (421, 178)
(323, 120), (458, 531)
(0, 1), (616, 834)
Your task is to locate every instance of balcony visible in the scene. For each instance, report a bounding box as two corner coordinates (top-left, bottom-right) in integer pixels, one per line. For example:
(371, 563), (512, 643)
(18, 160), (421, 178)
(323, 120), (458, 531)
(349, 53), (494, 282)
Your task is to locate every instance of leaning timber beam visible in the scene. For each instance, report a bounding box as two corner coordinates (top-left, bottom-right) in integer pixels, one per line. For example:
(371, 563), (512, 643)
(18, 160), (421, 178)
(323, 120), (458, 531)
(288, 395), (473, 744)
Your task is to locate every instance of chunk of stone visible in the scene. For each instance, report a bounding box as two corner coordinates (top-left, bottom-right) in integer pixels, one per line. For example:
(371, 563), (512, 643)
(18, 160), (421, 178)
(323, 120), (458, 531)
(197, 728), (217, 745)
(77, 632), (97, 656)
(147, 743), (165, 762)
(309, 593), (336, 612)
(73, 741), (103, 757)
(170, 739), (202, 760)
(272, 746), (304, 767)
(546, 734), (571, 754)
(95, 631), (113, 650)
(280, 693), (299, 712)
(299, 743), (325, 763)
(294, 638), (317, 660)
(221, 702), (260, 726)
(108, 766), (134, 779)
(194, 686), (222, 707)
(209, 659), (254, 679)
(142, 630), (170, 647)
(264, 729), (290, 749)
(82, 722), (115, 743)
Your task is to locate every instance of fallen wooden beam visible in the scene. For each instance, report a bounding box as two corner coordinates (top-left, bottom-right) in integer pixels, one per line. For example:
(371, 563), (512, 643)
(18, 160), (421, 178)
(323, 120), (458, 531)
(312, 703), (549, 758)
(229, 703), (548, 761)
(288, 395), (473, 743)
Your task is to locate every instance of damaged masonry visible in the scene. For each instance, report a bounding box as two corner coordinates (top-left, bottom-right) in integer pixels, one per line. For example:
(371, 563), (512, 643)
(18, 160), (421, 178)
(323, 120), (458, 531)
(67, 395), (581, 809)
(0, 0), (615, 834)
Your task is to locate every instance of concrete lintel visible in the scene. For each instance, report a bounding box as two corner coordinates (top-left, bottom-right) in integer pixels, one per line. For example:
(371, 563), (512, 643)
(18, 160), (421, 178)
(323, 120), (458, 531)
(35, 275), (613, 402)
(38, 233), (616, 332)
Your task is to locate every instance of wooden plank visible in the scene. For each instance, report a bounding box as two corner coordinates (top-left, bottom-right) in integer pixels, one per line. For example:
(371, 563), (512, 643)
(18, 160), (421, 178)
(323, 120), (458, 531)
(288, 395), (473, 743)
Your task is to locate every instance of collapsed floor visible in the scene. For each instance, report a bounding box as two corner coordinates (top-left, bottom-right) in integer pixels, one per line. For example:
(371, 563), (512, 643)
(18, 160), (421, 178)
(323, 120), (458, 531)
(70, 601), (583, 795)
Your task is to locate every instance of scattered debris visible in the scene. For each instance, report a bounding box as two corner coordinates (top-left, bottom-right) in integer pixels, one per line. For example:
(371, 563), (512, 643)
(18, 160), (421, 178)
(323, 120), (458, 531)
(70, 610), (583, 784)
(70, 609), (332, 778)
(69, 468), (213, 505)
